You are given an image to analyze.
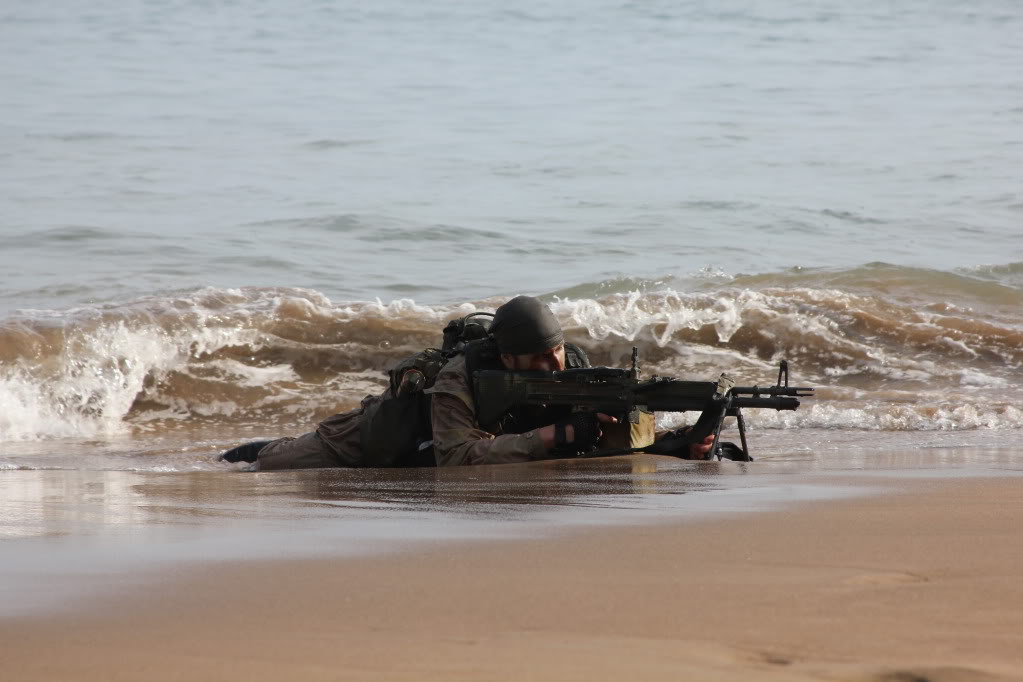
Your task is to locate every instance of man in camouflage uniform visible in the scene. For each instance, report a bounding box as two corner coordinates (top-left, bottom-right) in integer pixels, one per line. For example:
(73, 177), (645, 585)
(221, 296), (712, 469)
(427, 296), (610, 465)
(427, 296), (713, 465)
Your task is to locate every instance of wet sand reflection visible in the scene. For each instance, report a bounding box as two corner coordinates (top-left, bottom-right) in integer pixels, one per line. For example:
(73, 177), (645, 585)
(2, 449), (1017, 543)
(1, 450), (1019, 617)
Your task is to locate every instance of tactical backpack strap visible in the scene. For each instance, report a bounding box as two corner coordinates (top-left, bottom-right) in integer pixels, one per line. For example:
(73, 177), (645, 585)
(463, 338), (505, 432)
(564, 342), (590, 369)
(463, 337), (504, 381)
(442, 312), (495, 353)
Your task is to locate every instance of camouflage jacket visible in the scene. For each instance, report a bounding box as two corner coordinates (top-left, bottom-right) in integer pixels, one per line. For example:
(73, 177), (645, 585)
(425, 354), (548, 466)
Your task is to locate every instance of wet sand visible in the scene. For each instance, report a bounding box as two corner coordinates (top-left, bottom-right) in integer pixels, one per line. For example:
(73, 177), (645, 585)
(2, 454), (1022, 681)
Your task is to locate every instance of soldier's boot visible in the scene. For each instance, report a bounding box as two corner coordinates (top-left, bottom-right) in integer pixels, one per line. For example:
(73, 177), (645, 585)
(220, 440), (273, 463)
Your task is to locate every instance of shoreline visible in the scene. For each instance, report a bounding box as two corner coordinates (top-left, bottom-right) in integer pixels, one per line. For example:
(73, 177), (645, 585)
(0, 455), (887, 618)
(2, 462), (1022, 681)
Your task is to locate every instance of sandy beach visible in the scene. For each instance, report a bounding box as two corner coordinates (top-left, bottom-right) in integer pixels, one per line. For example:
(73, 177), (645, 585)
(4, 2), (1021, 679)
(2, 455), (1021, 682)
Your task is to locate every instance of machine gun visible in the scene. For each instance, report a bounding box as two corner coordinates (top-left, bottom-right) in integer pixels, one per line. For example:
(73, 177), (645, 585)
(473, 349), (813, 462)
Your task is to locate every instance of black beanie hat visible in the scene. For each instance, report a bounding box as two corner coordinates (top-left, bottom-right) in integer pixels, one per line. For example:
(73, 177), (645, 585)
(490, 296), (564, 355)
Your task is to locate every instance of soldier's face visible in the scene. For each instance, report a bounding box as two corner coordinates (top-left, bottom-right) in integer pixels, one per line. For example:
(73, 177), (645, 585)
(501, 343), (566, 372)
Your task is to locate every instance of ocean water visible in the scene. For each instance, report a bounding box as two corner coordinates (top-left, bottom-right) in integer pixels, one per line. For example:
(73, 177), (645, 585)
(1, 0), (1021, 470)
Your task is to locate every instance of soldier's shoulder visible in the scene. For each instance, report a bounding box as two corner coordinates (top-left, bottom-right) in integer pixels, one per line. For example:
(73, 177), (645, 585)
(439, 353), (468, 375)
(425, 353), (473, 408)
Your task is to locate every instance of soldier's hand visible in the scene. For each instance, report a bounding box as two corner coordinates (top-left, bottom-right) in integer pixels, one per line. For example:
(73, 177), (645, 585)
(540, 412), (617, 452)
(579, 412), (617, 446)
(685, 428), (716, 460)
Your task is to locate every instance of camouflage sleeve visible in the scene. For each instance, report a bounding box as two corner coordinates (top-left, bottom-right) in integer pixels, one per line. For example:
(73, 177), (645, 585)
(429, 393), (547, 466)
(425, 354), (547, 466)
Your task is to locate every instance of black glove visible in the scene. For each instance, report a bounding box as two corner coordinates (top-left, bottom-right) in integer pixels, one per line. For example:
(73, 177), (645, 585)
(553, 412), (601, 453)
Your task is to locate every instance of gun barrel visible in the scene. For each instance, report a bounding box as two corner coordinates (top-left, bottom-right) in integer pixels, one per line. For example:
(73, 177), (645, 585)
(731, 396), (802, 410)
(732, 385), (814, 398)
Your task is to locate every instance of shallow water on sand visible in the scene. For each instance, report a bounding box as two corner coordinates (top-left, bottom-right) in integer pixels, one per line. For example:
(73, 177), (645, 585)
(2, 451), (1020, 617)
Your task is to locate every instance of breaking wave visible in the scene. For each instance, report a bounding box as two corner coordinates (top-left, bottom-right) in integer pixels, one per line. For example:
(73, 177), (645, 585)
(1, 264), (1021, 443)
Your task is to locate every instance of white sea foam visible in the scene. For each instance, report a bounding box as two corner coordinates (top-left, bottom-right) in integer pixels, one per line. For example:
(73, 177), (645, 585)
(0, 293), (271, 440)
(2, 284), (1021, 446)
(202, 359), (300, 388)
(749, 403), (1023, 432)
(1, 321), (183, 440)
